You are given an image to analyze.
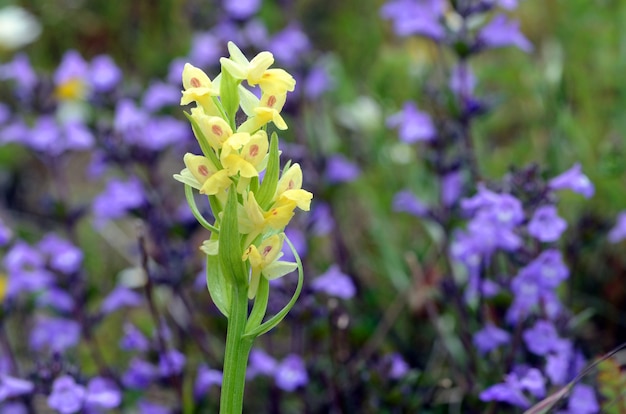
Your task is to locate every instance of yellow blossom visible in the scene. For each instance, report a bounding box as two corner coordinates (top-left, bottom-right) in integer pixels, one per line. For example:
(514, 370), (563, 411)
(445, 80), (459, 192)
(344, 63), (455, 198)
(180, 63), (220, 114)
(237, 92), (288, 133)
(242, 233), (297, 299)
(257, 69), (296, 95)
(55, 78), (87, 101)
(181, 153), (231, 196)
(221, 130), (269, 178)
(220, 41), (274, 85)
(274, 163), (313, 211)
(191, 107), (233, 150)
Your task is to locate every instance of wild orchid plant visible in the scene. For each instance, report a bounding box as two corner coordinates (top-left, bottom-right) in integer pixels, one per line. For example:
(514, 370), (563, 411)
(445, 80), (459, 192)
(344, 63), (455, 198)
(174, 41), (312, 412)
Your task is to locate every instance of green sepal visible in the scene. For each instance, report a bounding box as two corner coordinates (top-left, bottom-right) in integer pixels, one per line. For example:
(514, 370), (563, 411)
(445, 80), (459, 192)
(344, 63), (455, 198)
(206, 250), (231, 318)
(184, 111), (223, 171)
(184, 185), (219, 233)
(243, 235), (303, 338)
(219, 69), (240, 131)
(218, 186), (248, 288)
(255, 132), (280, 210)
(245, 277), (269, 333)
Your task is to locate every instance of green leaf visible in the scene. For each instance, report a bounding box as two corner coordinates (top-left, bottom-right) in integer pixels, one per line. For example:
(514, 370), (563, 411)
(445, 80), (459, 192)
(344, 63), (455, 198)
(245, 277), (269, 333)
(218, 186), (248, 288)
(206, 252), (230, 317)
(184, 111), (223, 171)
(255, 132), (279, 209)
(184, 185), (219, 233)
(219, 68), (240, 130)
(243, 235), (303, 338)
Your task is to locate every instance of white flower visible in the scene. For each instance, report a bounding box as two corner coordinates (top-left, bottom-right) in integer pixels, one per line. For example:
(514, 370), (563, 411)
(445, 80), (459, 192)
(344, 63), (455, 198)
(0, 6), (42, 51)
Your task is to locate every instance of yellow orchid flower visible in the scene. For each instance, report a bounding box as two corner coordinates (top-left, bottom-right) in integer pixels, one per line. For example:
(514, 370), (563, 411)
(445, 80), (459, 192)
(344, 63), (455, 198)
(274, 163), (313, 211)
(180, 63), (220, 114)
(237, 92), (288, 133)
(220, 41), (274, 85)
(191, 107), (233, 150)
(257, 68), (296, 95)
(238, 191), (266, 236)
(242, 233), (297, 299)
(221, 130), (269, 179)
(182, 153), (231, 196)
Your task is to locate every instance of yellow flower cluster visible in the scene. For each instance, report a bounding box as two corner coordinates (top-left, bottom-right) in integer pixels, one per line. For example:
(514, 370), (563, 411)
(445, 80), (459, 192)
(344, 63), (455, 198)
(174, 42), (312, 300)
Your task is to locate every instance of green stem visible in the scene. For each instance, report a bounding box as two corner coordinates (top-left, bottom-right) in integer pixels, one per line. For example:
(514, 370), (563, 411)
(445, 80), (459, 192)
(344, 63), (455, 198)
(220, 283), (253, 414)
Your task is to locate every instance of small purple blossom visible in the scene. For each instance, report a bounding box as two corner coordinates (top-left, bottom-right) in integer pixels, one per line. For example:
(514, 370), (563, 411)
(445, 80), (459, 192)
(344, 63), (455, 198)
(84, 377), (121, 410)
(478, 15), (533, 53)
(381, 0), (445, 39)
(566, 384), (599, 414)
(311, 265), (356, 300)
(442, 171), (463, 207)
(392, 190), (429, 217)
(527, 249), (569, 289)
(4, 241), (54, 297)
(0, 53), (38, 95)
(0, 376), (34, 401)
(90, 54), (122, 92)
(325, 154), (361, 183)
(122, 358), (159, 389)
(450, 64), (476, 98)
(194, 365), (223, 399)
(310, 202), (335, 236)
(120, 323), (150, 352)
(47, 376), (86, 414)
(222, 0), (261, 20)
(100, 286), (143, 314)
(36, 288), (75, 312)
(274, 354), (308, 392)
(268, 25), (311, 67)
(54, 50), (89, 87)
(143, 82), (181, 112)
(388, 353), (410, 379)
(304, 64), (334, 99)
(523, 320), (559, 356)
(528, 205), (567, 242)
(92, 177), (145, 223)
(608, 211), (626, 243)
(473, 324), (511, 354)
(247, 349), (278, 379)
(159, 350), (186, 377)
(281, 227), (307, 262)
(479, 374), (530, 408)
(0, 217), (12, 247)
(386, 101), (436, 143)
(138, 400), (172, 414)
(462, 185), (524, 227)
(545, 339), (573, 385)
(38, 233), (83, 274)
(29, 316), (81, 352)
(549, 163), (594, 198)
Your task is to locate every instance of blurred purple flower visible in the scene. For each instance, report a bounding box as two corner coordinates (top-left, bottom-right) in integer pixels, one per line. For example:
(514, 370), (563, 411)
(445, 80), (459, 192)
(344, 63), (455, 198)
(159, 350), (186, 377)
(114, 99), (149, 142)
(0, 375), (34, 401)
(608, 211), (626, 243)
(388, 353), (410, 379)
(84, 377), (121, 410)
(189, 32), (222, 67)
(523, 320), (559, 356)
(0, 104), (10, 125)
(442, 171), (463, 207)
(0, 120), (29, 144)
(143, 116), (189, 150)
(519, 368), (546, 399)
(36, 288), (75, 312)
(63, 122), (95, 152)
(0, 218), (12, 246)
(449, 64), (476, 98)
(38, 233), (83, 274)
(311, 264), (356, 300)
(545, 339), (573, 385)
(281, 227), (307, 262)
(380, 0), (445, 39)
(167, 58), (186, 85)
(143, 82), (181, 112)
(392, 190), (429, 217)
(101, 286), (143, 314)
(310, 202), (335, 236)
(212, 21), (246, 46)
(387, 101), (436, 143)
(274, 354), (308, 392)
(527, 205), (567, 242)
(0, 53), (38, 94)
(566, 384), (599, 414)
(242, 19), (269, 48)
(269, 25), (311, 66)
(4, 241), (54, 297)
(30, 317), (81, 352)
(92, 177), (145, 223)
(138, 400), (172, 414)
(222, 0), (261, 20)
(473, 324), (511, 354)
(479, 373), (530, 408)
(54, 50), (89, 86)
(326, 154), (361, 183)
(478, 15), (533, 53)
(304, 64), (334, 99)
(247, 349), (278, 379)
(90, 54), (122, 92)
(525, 249), (569, 289)
(462, 185), (524, 227)
(194, 365), (223, 399)
(549, 163), (594, 198)
(120, 323), (150, 352)
(0, 402), (28, 413)
(122, 358), (158, 389)
(47, 376), (85, 414)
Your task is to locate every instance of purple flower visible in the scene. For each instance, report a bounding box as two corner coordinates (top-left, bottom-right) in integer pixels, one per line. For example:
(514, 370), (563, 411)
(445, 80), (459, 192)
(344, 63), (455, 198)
(222, 0), (261, 20)
(310, 202), (335, 236)
(449, 64), (476, 98)
(142, 116), (190, 150)
(392, 190), (429, 217)
(528, 205), (567, 242)
(0, 103), (10, 125)
(274, 354), (308, 392)
(30, 316), (81, 352)
(63, 122), (95, 152)
(311, 265), (356, 300)
(326, 154), (361, 183)
(138, 400), (172, 414)
(381, 0), (445, 39)
(523, 320), (559, 356)
(90, 55), (122, 92)
(462, 185), (524, 227)
(608, 211), (626, 243)
(268, 25), (311, 66)
(188, 31), (222, 67)
(122, 358), (158, 389)
(549, 163), (595, 198)
(120, 323), (150, 352)
(473, 324), (511, 354)
(0, 402), (28, 413)
(194, 365), (223, 399)
(388, 353), (410, 379)
(54, 50), (89, 86)
(100, 286), (143, 314)
(247, 349), (278, 379)
(0, 217), (12, 246)
(38, 233), (83, 274)
(526, 249), (569, 289)
(0, 375), (34, 401)
(0, 53), (37, 95)
(304, 64), (334, 99)
(566, 384), (599, 414)
(545, 339), (573, 385)
(114, 99), (149, 143)
(36, 288), (75, 312)
(92, 177), (145, 223)
(242, 19), (269, 48)
(519, 368), (546, 399)
(281, 227), (307, 262)
(159, 350), (186, 377)
(47, 376), (86, 414)
(4, 241), (54, 297)
(167, 58), (186, 85)
(478, 15), (533, 53)
(479, 373), (530, 408)
(442, 171), (463, 207)
(387, 101), (436, 143)
(84, 377), (121, 410)
(143, 82), (181, 112)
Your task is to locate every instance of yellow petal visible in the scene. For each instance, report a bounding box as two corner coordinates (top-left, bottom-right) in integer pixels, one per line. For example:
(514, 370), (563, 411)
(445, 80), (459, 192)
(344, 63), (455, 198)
(200, 169), (231, 195)
(183, 153), (217, 185)
(280, 189), (313, 211)
(258, 68), (296, 94)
